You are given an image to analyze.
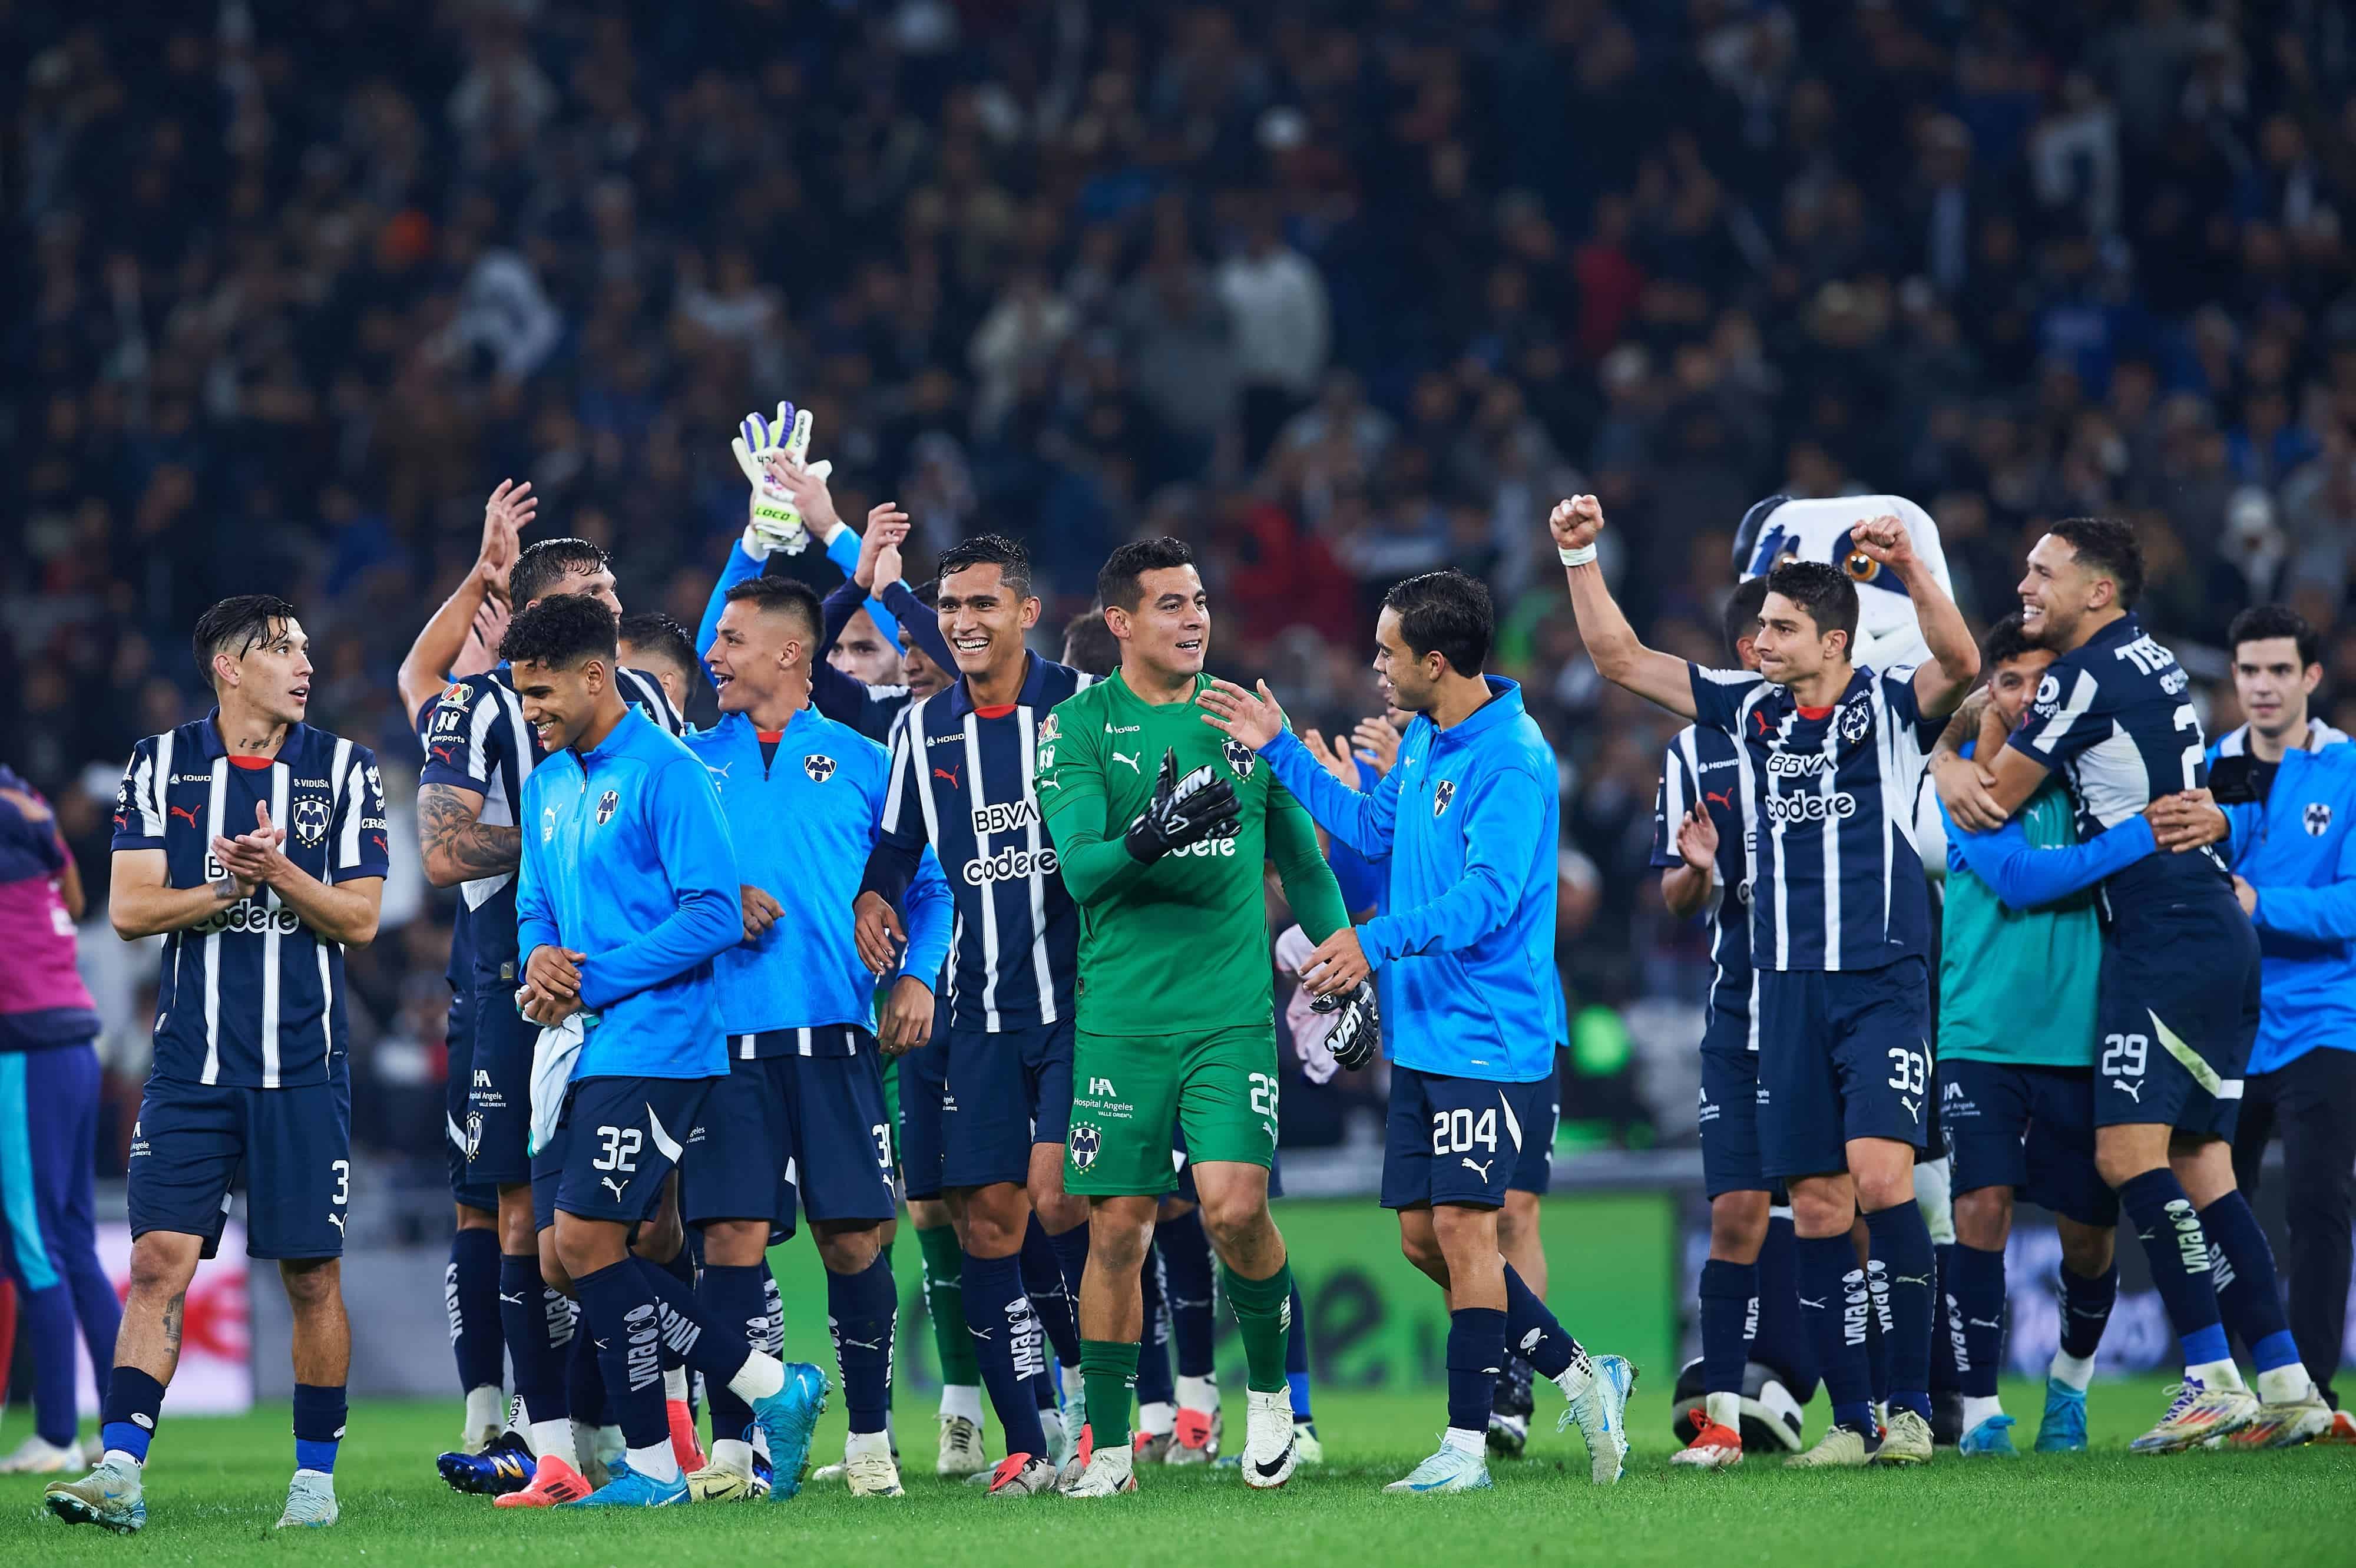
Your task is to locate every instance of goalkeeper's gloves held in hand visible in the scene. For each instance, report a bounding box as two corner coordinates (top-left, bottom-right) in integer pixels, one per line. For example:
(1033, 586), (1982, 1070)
(732, 402), (834, 558)
(1124, 747), (1240, 864)
(1309, 980), (1379, 1071)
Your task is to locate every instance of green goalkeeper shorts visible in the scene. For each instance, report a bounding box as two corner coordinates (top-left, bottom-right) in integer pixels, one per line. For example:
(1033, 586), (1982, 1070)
(1064, 1024), (1281, 1196)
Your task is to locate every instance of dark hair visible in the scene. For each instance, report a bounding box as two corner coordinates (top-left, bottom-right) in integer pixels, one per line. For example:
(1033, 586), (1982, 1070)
(1721, 576), (1770, 663)
(193, 594), (300, 684)
(1097, 537), (1196, 613)
(617, 610), (697, 676)
(720, 574), (822, 637)
(499, 591), (618, 669)
(2047, 517), (2144, 609)
(1061, 608), (1121, 677)
(910, 578), (939, 609)
(1980, 611), (2041, 672)
(510, 537), (611, 609)
(1382, 569), (1494, 676)
(2226, 604), (2320, 669)
(936, 534), (1033, 596)
(1762, 560), (1859, 654)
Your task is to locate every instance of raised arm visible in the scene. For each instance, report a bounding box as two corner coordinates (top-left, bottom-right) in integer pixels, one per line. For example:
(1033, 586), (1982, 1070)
(1550, 496), (1700, 719)
(398, 481), (527, 724)
(1199, 679), (1403, 861)
(417, 682), (522, 887)
(1848, 515), (1978, 716)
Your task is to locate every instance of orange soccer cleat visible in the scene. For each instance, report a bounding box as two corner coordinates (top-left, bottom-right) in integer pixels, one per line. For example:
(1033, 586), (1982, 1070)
(1670, 1410), (1745, 1469)
(494, 1454), (593, 1508)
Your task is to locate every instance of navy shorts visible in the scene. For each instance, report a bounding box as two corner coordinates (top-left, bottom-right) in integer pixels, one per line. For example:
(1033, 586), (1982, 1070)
(443, 984), (498, 1211)
(897, 1025), (950, 1202)
(2093, 909), (2259, 1140)
(0, 1044), (104, 1292)
(127, 1075), (351, 1260)
(942, 1020), (1074, 1189)
(538, 1075), (710, 1228)
(1173, 1127), (1285, 1203)
(1381, 1066), (1556, 1210)
(1699, 1040), (1772, 1200)
(1941, 1060), (2117, 1228)
(683, 1033), (896, 1238)
(464, 961), (536, 1187)
(1508, 1051), (1563, 1196)
(1755, 958), (1932, 1179)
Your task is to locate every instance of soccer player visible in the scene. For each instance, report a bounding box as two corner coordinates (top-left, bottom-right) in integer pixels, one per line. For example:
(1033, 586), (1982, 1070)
(1933, 616), (2153, 1456)
(1203, 568), (1629, 1493)
(1552, 495), (1978, 1467)
(502, 592), (827, 1507)
(680, 575), (952, 1498)
(47, 597), (388, 1533)
(1040, 536), (1354, 1498)
(1934, 520), (2322, 1451)
(0, 769), (121, 1474)
(617, 611), (702, 720)
(2201, 606), (2352, 1441)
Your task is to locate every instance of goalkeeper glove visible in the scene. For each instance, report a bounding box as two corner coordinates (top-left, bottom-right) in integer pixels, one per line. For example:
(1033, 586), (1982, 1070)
(1309, 980), (1380, 1071)
(730, 402), (834, 558)
(1123, 747), (1240, 864)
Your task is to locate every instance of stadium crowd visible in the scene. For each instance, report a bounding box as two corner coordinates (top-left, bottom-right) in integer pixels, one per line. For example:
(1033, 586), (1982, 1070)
(7, 0), (2356, 1180)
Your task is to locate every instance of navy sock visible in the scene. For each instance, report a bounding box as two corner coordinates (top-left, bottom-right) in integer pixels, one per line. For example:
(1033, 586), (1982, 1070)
(499, 1253), (569, 1426)
(1159, 1208), (1218, 1378)
(1796, 1233), (1875, 1432)
(1049, 1221), (1091, 1335)
(1930, 1242), (1963, 1397)
(698, 1262), (770, 1443)
(573, 1261), (668, 1451)
(100, 1365), (165, 1463)
(292, 1383), (347, 1475)
(1950, 1243), (2006, 1399)
(1753, 1214), (1816, 1399)
(2057, 1261), (2118, 1361)
(21, 1283), (80, 1445)
(1136, 1249), (1176, 1408)
(1447, 1308), (1507, 1434)
(1020, 1218), (1083, 1371)
(1698, 1258), (1756, 1398)
(567, 1321), (610, 1428)
(962, 1248), (1049, 1457)
(2118, 1170), (2229, 1367)
(1285, 1281), (1312, 1421)
(1502, 1263), (1583, 1379)
(1864, 1261), (1892, 1410)
(448, 1229), (505, 1397)
(827, 1253), (898, 1434)
(1864, 1203), (1934, 1420)
(2199, 1193), (2301, 1374)
(628, 1255), (744, 1385)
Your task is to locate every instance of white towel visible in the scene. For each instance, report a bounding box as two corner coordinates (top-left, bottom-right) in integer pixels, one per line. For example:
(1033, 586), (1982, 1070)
(527, 1008), (595, 1157)
(1275, 924), (1340, 1084)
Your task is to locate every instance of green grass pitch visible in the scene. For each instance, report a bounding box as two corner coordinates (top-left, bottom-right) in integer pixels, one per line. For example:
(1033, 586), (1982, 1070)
(5, 1378), (2349, 1566)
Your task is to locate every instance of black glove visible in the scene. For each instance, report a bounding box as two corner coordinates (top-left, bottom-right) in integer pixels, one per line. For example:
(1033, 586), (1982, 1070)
(1124, 747), (1241, 864)
(1311, 980), (1380, 1071)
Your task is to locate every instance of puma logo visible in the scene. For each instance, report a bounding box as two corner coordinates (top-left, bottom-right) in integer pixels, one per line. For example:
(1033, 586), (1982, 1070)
(169, 805), (201, 828)
(2112, 1079), (2145, 1102)
(1901, 1095), (1920, 1122)
(706, 762), (733, 779)
(934, 764), (961, 788)
(1798, 1296), (1827, 1309)
(1460, 1156), (1494, 1181)
(499, 1292), (526, 1305)
(1113, 752), (1141, 773)
(1706, 790), (1733, 811)
(327, 1213), (346, 1234)
(601, 1176), (628, 1200)
(1753, 710), (1772, 735)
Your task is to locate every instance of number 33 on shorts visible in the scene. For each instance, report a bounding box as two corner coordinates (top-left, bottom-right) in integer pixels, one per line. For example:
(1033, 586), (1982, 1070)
(1885, 1044), (1928, 1124)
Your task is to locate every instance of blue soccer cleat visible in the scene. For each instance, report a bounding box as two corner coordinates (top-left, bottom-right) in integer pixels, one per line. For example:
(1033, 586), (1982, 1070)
(751, 1362), (830, 1501)
(556, 1457), (689, 1508)
(438, 1430), (535, 1495)
(44, 1457), (146, 1534)
(1960, 1412), (2019, 1457)
(1382, 1440), (1493, 1494)
(2035, 1379), (2088, 1453)
(1558, 1354), (1636, 1483)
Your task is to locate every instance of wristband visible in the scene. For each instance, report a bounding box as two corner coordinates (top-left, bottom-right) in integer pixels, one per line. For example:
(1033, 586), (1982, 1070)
(1558, 543), (1597, 567)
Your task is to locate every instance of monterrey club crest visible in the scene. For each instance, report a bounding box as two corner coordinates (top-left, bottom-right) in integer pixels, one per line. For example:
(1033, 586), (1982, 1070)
(1223, 737), (1256, 779)
(1433, 779), (1456, 818)
(464, 1112), (484, 1163)
(2306, 802), (2332, 836)
(595, 789), (619, 825)
(803, 753), (837, 783)
(1068, 1123), (1101, 1172)
(1838, 702), (1872, 745)
(291, 796), (331, 848)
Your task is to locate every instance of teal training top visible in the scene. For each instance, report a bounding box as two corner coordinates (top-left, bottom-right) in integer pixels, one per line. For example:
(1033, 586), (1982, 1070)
(1936, 775), (2104, 1069)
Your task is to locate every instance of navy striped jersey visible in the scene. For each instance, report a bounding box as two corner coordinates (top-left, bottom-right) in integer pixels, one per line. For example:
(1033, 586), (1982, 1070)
(878, 652), (1093, 1031)
(2005, 610), (2234, 922)
(111, 715), (390, 1088)
(417, 665), (681, 966)
(1650, 723), (1756, 1046)
(1687, 663), (1944, 972)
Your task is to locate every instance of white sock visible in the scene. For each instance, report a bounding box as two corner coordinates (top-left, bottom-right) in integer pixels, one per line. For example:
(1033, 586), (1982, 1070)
(2187, 1359), (2245, 1392)
(626, 1441), (681, 1485)
(708, 1437), (754, 1477)
(1872, 1400), (1889, 1430)
(1441, 1426), (1486, 1457)
(293, 1467), (335, 1486)
(1062, 1365), (1086, 1404)
(846, 1428), (892, 1461)
(1554, 1361), (1594, 1400)
(663, 1367), (689, 1404)
(464, 1385), (505, 1435)
(1703, 1391), (1741, 1434)
(2049, 1350), (2096, 1392)
(728, 1354), (786, 1404)
(1962, 1395), (2005, 1431)
(528, 1419), (578, 1468)
(594, 1424), (626, 1466)
(1139, 1400), (1177, 1437)
(1176, 1374), (1218, 1413)
(941, 1384), (984, 1425)
(102, 1447), (144, 1472)
(2255, 1364), (2313, 1404)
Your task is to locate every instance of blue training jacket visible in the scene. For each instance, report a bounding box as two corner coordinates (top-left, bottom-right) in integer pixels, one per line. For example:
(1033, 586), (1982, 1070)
(517, 705), (739, 1080)
(2211, 726), (2356, 1073)
(1259, 677), (1559, 1083)
(684, 706), (952, 1047)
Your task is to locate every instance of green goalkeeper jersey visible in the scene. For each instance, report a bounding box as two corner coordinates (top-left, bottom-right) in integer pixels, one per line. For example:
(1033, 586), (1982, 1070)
(1036, 669), (1349, 1037)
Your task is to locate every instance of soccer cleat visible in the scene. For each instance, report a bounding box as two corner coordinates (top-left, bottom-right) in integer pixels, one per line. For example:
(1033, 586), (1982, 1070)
(1240, 1388), (1297, 1489)
(2130, 1378), (2258, 1454)
(1958, 1413), (2019, 1457)
(1058, 1384), (1088, 1470)
(44, 1456), (146, 1534)
(0, 1433), (88, 1474)
(1292, 1420), (1324, 1466)
(750, 1362), (830, 1501)
(1874, 1408), (1934, 1466)
(2216, 1388), (2332, 1450)
(842, 1433), (904, 1497)
(810, 1462), (847, 1483)
(1670, 1412), (1744, 1468)
(1558, 1354), (1636, 1484)
(1170, 1405), (1219, 1464)
(667, 1398), (707, 1476)
(1057, 1423), (1096, 1490)
(687, 1460), (760, 1503)
(1058, 1443), (1137, 1497)
(2319, 1408), (2356, 1445)
(1133, 1430), (1175, 1464)
(275, 1470), (339, 1529)
(987, 1453), (1061, 1497)
(1382, 1440), (1493, 1494)
(938, 1413), (990, 1476)
(493, 1453), (593, 1507)
(2034, 1379), (2089, 1454)
(557, 1457), (689, 1507)
(436, 1430), (534, 1495)
(1786, 1423), (1882, 1468)
(1486, 1411), (1528, 1458)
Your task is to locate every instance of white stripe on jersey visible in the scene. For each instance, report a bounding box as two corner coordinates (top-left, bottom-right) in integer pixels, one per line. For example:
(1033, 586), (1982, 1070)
(901, 694), (955, 1014)
(1017, 705), (1055, 1026)
(961, 712), (1002, 1032)
(201, 757), (229, 1086)
(1814, 709), (1841, 970)
(2029, 669), (2099, 756)
(325, 740), (357, 1074)
(261, 762), (290, 1087)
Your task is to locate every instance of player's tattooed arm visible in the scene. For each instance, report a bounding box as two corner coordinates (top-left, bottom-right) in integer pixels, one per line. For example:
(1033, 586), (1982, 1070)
(1930, 687), (1994, 764)
(416, 782), (522, 886)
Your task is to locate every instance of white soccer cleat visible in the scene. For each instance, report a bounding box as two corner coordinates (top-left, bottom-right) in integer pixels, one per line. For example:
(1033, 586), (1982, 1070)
(0, 1433), (89, 1474)
(2132, 1378), (2259, 1454)
(1382, 1440), (1492, 1494)
(1239, 1388), (1297, 1489)
(1785, 1423), (1881, 1468)
(842, 1432), (904, 1497)
(275, 1469), (340, 1529)
(1873, 1408), (1935, 1466)
(1557, 1354), (1636, 1483)
(44, 1455), (145, 1533)
(686, 1458), (761, 1503)
(1292, 1420), (1324, 1466)
(2214, 1385), (2333, 1450)
(937, 1413), (990, 1476)
(1058, 1441), (1137, 1497)
(986, 1453), (1061, 1497)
